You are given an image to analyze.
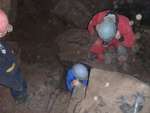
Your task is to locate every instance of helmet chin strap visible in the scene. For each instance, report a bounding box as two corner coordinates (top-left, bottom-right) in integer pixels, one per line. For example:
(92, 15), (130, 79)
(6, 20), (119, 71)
(103, 41), (109, 45)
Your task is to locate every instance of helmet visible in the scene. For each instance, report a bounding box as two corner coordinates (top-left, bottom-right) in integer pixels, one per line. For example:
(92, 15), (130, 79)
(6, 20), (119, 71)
(72, 63), (88, 80)
(136, 13), (142, 21)
(0, 9), (9, 34)
(96, 15), (117, 42)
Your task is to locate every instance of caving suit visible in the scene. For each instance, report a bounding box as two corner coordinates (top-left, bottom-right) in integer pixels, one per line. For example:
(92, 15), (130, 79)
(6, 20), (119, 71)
(0, 40), (27, 99)
(88, 10), (135, 62)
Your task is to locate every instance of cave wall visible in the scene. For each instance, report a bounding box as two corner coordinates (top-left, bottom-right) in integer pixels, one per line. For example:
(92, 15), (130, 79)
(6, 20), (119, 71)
(0, 0), (17, 24)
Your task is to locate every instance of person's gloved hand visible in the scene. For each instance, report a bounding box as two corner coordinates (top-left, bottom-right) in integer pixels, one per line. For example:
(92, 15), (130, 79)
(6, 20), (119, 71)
(72, 80), (80, 87)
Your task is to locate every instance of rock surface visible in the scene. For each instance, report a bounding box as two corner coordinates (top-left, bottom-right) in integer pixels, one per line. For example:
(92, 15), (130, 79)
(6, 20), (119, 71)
(53, 0), (91, 28)
(71, 68), (150, 113)
(0, 0), (17, 23)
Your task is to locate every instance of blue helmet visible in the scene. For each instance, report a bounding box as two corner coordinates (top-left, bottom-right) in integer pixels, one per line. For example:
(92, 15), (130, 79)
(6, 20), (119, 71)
(96, 17), (117, 42)
(72, 63), (88, 80)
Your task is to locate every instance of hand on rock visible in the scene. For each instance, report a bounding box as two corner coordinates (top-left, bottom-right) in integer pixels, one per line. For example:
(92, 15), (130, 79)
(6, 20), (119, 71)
(72, 80), (80, 87)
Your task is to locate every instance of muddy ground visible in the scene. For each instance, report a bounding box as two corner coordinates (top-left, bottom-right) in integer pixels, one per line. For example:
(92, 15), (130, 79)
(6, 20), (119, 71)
(0, 0), (150, 113)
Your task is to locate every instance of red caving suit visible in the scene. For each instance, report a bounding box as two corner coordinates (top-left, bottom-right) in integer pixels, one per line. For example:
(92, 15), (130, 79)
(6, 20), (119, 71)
(88, 10), (135, 62)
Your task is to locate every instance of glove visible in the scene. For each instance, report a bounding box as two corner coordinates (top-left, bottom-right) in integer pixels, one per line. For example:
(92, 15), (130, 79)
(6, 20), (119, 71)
(72, 80), (81, 87)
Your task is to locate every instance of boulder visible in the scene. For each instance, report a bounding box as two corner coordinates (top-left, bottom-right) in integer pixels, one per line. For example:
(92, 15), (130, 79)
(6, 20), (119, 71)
(53, 0), (91, 28)
(56, 29), (93, 63)
(69, 68), (150, 113)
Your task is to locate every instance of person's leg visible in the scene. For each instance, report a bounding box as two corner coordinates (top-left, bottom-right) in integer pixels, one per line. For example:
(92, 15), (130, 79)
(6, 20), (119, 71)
(104, 46), (118, 64)
(10, 80), (27, 99)
(117, 45), (130, 71)
(10, 68), (28, 103)
(104, 51), (113, 64)
(117, 45), (128, 65)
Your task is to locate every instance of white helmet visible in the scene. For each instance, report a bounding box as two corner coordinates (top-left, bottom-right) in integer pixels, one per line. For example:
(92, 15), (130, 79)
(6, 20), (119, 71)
(96, 14), (117, 43)
(72, 63), (88, 80)
(136, 14), (142, 21)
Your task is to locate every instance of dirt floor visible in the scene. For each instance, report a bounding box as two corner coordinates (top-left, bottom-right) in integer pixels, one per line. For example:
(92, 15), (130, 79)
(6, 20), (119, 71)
(0, 0), (150, 113)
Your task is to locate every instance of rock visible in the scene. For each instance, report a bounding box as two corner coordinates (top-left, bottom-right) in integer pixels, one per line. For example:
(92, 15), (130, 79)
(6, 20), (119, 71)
(49, 90), (71, 113)
(0, 87), (16, 113)
(67, 84), (86, 113)
(56, 29), (93, 63)
(53, 0), (91, 28)
(0, 0), (17, 23)
(0, 0), (11, 14)
(70, 68), (150, 113)
(47, 62), (64, 88)
(137, 31), (150, 71)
